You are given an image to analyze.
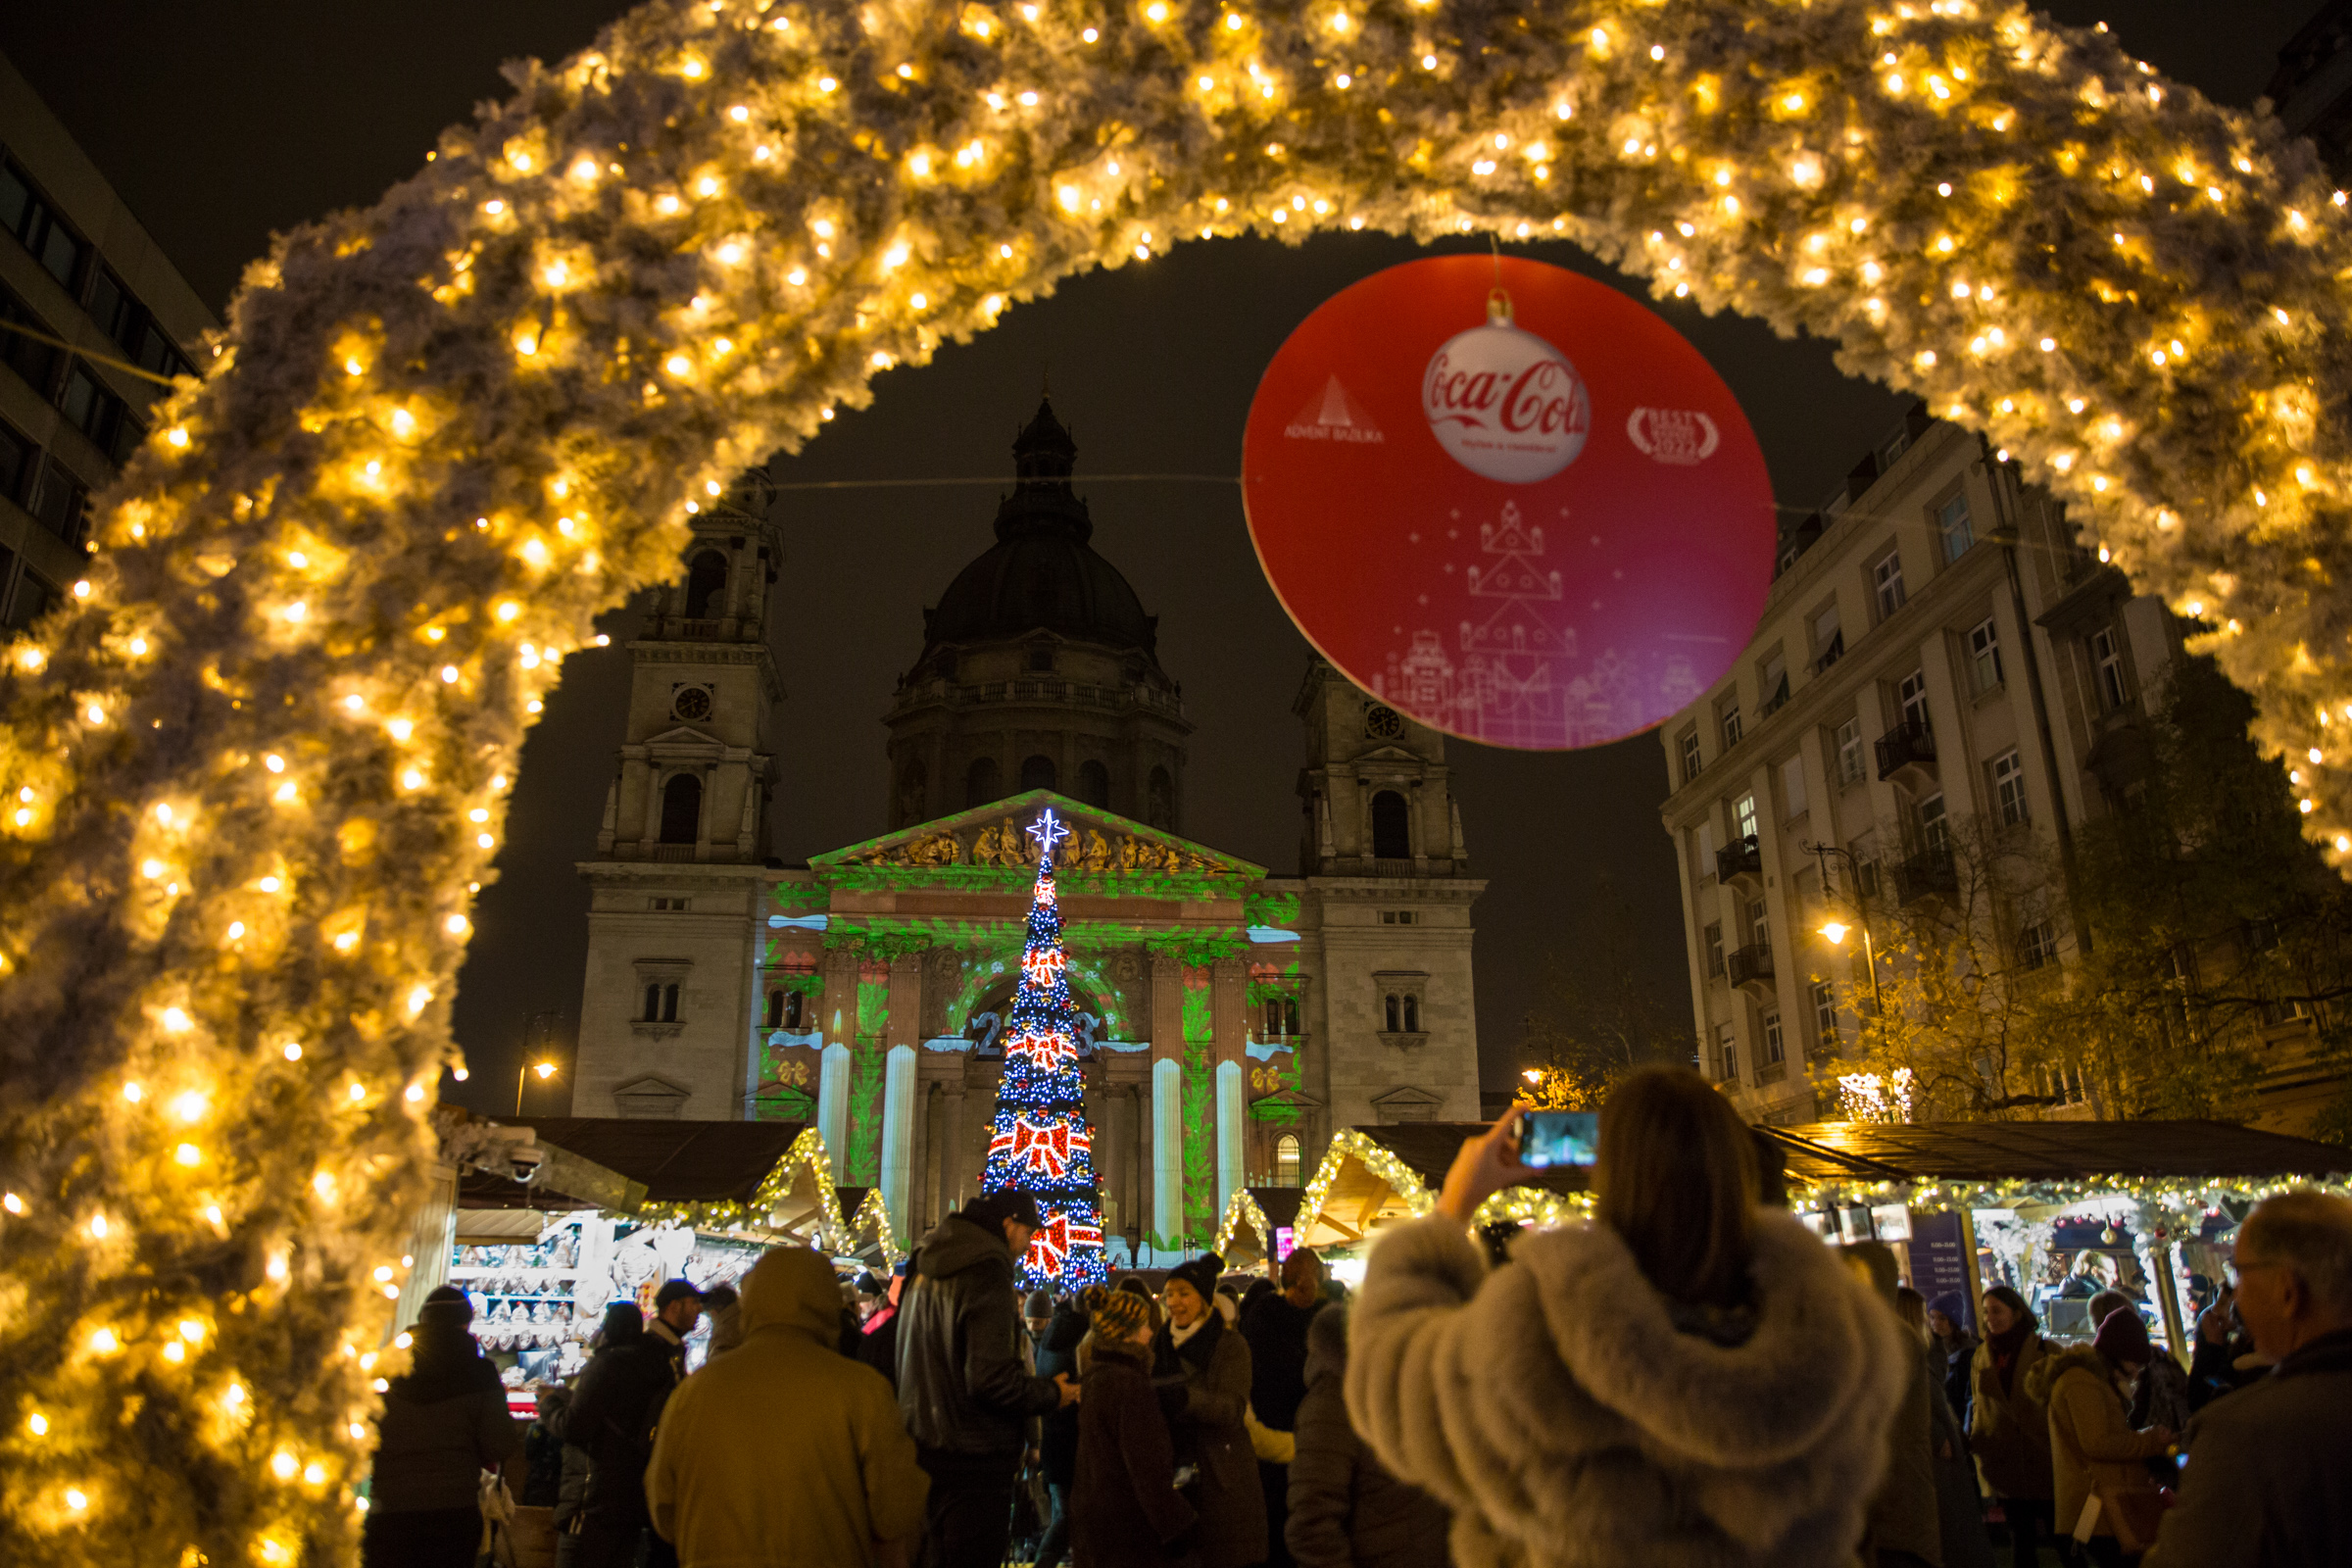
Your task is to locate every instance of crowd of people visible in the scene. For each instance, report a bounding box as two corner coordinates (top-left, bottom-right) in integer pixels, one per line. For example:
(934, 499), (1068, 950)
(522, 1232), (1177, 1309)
(360, 1066), (2352, 1568)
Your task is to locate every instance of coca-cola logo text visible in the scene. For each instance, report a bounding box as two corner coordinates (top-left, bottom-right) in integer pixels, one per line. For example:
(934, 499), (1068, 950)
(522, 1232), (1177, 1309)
(1421, 321), (1590, 484)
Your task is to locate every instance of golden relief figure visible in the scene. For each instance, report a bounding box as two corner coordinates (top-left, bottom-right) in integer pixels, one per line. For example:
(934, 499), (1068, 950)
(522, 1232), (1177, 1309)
(907, 831), (959, 866)
(1080, 830), (1115, 872)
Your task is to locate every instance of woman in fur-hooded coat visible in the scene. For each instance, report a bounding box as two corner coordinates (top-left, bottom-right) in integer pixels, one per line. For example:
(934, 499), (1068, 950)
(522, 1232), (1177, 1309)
(1347, 1084), (1913, 1568)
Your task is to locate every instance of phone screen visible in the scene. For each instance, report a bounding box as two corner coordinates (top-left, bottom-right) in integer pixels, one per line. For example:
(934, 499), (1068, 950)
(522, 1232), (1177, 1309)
(1518, 1110), (1599, 1170)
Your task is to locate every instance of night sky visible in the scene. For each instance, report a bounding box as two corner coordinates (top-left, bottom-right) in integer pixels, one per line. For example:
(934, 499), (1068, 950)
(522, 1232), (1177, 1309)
(2, 0), (2322, 1114)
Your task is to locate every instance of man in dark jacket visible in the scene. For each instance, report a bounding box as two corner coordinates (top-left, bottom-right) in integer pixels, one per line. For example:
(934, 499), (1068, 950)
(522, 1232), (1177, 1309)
(647, 1279), (702, 1381)
(364, 1287), (520, 1568)
(858, 1261), (906, 1388)
(1243, 1248), (1328, 1568)
(2147, 1191), (2352, 1567)
(561, 1303), (678, 1568)
(899, 1192), (1080, 1568)
(1288, 1306), (1449, 1568)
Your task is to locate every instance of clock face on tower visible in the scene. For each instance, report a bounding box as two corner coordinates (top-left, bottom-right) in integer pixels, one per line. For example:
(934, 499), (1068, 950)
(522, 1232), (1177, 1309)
(1364, 704), (1404, 740)
(672, 686), (712, 722)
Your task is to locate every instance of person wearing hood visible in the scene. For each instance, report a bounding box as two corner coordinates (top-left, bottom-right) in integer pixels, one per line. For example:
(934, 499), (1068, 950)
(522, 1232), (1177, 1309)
(564, 1301), (678, 1568)
(2024, 1309), (2175, 1564)
(645, 1246), (929, 1567)
(1072, 1285), (1198, 1567)
(1345, 1071), (1912, 1568)
(700, 1283), (744, 1360)
(1968, 1286), (2066, 1568)
(363, 1286), (520, 1568)
(1154, 1251), (1268, 1568)
(898, 1192), (1081, 1568)
(1287, 1304), (1449, 1568)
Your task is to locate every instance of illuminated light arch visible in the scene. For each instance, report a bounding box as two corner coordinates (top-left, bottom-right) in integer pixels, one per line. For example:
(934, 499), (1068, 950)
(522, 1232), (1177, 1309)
(0, 0), (2346, 1555)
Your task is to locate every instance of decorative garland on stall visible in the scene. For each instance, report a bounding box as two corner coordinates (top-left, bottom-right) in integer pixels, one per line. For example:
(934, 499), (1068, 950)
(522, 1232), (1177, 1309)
(847, 1185), (905, 1271)
(633, 1126), (855, 1250)
(3, 0), (2352, 1557)
(1211, 1182), (1275, 1261)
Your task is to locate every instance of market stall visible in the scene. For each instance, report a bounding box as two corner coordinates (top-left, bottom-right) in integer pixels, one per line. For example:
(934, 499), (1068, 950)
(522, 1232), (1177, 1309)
(1211, 1187), (1305, 1273)
(420, 1113), (894, 1396)
(1756, 1119), (2352, 1361)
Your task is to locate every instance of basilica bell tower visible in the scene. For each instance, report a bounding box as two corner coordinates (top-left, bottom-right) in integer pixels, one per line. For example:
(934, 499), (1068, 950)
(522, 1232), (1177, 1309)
(595, 468), (783, 863)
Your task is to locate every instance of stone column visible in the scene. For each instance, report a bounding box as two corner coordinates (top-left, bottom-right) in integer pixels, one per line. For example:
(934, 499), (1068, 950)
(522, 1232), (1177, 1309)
(1149, 954), (1185, 1252)
(879, 953), (925, 1228)
(1211, 956), (1248, 1222)
(939, 1083), (968, 1215)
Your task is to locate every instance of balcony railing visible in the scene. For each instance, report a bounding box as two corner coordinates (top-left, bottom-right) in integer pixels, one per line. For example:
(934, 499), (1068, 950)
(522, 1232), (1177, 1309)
(1875, 717), (1937, 780)
(1714, 835), (1762, 883)
(1893, 847), (1957, 904)
(1728, 943), (1775, 992)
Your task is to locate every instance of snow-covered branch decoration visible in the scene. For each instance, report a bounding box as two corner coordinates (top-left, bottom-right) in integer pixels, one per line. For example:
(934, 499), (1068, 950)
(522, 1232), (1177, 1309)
(1, 0), (2349, 1556)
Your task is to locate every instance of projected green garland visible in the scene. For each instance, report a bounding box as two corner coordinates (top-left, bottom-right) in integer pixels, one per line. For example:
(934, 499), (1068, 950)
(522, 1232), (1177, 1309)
(1, 0), (2348, 1559)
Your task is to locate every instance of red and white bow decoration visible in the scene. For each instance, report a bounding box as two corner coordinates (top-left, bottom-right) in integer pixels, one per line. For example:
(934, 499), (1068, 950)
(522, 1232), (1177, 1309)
(990, 1116), (1088, 1180)
(1021, 946), (1066, 992)
(1005, 1028), (1079, 1073)
(1025, 1210), (1104, 1272)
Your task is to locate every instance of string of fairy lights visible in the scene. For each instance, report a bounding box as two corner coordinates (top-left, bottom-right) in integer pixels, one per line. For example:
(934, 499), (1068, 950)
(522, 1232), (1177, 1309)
(1, 0), (2349, 1557)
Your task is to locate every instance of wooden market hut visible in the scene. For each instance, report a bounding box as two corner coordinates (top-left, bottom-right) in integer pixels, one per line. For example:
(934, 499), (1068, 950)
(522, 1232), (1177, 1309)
(1214, 1186), (1306, 1272)
(1281, 1125), (1588, 1258)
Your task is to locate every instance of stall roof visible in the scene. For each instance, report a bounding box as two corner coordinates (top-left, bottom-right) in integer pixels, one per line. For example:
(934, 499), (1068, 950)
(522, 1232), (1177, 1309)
(1249, 1188), (1305, 1231)
(480, 1117), (809, 1205)
(1756, 1120), (2350, 1185)
(1351, 1123), (1591, 1197)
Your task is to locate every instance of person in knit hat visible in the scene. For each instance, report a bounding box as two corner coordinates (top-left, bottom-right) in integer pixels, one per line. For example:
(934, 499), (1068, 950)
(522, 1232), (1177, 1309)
(1152, 1254), (1266, 1568)
(1071, 1286), (1197, 1566)
(2027, 1304), (2175, 1559)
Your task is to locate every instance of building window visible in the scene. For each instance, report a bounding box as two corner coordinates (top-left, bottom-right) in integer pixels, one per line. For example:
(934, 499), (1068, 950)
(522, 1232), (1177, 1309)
(1837, 718), (1865, 786)
(2090, 626), (2129, 712)
(0, 158), (87, 289)
(1762, 1012), (1785, 1066)
(1873, 549), (1907, 620)
(0, 417), (29, 506)
(1812, 603), (1843, 670)
(1705, 923), (1725, 977)
(1020, 754), (1057, 792)
(1991, 750), (2029, 826)
(1027, 641), (1055, 672)
(1735, 793), (1759, 844)
(1371, 790), (1411, 858)
(1077, 758), (1110, 808)
(1383, 990), (1423, 1033)
(659, 773), (704, 844)
(1811, 979), (1838, 1042)
(2, 566), (55, 632)
(641, 982), (680, 1023)
(966, 756), (1002, 808)
(27, 459), (86, 546)
(1782, 755), (1808, 819)
(2019, 920), (2057, 970)
(682, 549), (729, 619)
(1854, 856), (1881, 899)
(648, 897), (691, 911)
(1936, 492), (1975, 564)
(1263, 998), (1301, 1036)
(1147, 765), (1174, 829)
(1746, 897), (1771, 950)
(1917, 793), (1949, 855)
(1378, 909), (1419, 925)
(1897, 669), (1932, 732)
(1760, 653), (1789, 712)
(60, 363), (129, 454)
(1720, 701), (1743, 750)
(1274, 1134), (1302, 1187)
(1679, 727), (1702, 784)
(765, 989), (808, 1030)
(1714, 1024), (1739, 1083)
(1969, 615), (2003, 692)
(764, 990), (784, 1029)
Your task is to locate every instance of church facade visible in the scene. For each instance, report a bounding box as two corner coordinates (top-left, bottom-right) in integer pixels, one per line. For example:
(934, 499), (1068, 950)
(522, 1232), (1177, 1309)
(570, 400), (1485, 1263)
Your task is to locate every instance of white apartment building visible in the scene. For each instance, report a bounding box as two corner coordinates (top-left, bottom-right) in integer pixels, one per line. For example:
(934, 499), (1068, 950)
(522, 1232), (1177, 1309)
(1656, 406), (2185, 1125)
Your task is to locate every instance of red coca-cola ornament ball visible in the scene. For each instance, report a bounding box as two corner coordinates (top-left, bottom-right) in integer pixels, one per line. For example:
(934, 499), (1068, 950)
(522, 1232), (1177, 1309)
(1242, 256), (1775, 751)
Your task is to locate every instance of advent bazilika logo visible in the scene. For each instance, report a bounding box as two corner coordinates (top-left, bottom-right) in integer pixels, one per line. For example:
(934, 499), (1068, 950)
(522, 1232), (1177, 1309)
(1626, 407), (1721, 466)
(1421, 294), (1591, 484)
(1285, 374), (1385, 443)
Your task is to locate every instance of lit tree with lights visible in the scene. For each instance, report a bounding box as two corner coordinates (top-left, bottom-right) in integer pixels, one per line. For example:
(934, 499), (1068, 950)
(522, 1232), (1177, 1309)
(982, 808), (1107, 1289)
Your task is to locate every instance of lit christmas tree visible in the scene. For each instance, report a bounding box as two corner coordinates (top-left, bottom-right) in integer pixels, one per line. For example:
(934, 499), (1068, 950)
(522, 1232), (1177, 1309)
(982, 808), (1108, 1289)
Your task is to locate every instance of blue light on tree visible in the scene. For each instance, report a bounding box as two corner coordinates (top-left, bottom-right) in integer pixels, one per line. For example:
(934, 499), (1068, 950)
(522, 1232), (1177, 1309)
(982, 808), (1107, 1289)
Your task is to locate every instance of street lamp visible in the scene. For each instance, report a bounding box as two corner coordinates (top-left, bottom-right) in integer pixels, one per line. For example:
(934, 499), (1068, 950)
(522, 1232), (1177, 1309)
(516, 1059), (558, 1116)
(1800, 841), (1884, 1018)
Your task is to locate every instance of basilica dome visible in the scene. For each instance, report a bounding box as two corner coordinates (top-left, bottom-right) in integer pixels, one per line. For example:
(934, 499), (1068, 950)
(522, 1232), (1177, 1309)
(919, 397), (1159, 659)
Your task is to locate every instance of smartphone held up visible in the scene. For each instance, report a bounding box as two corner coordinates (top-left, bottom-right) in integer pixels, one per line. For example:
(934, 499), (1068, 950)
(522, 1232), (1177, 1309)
(1517, 1110), (1599, 1171)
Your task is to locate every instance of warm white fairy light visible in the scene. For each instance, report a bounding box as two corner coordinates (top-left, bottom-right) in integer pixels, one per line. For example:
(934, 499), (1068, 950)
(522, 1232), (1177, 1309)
(2, 0), (2349, 1557)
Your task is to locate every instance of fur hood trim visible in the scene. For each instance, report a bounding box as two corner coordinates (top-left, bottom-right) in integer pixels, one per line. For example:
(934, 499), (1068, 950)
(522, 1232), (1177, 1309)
(2024, 1344), (2110, 1403)
(1510, 1210), (1903, 1466)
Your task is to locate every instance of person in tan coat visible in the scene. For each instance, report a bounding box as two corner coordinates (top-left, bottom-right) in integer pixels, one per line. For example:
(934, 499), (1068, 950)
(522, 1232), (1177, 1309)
(2025, 1311), (2175, 1565)
(645, 1247), (929, 1567)
(1967, 1287), (2062, 1568)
